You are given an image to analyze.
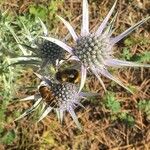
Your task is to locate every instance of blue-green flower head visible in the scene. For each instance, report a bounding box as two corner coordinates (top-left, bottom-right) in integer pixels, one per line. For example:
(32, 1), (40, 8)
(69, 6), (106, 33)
(42, 0), (150, 92)
(35, 39), (66, 67)
(9, 18), (66, 69)
(15, 73), (94, 130)
(27, 19), (66, 68)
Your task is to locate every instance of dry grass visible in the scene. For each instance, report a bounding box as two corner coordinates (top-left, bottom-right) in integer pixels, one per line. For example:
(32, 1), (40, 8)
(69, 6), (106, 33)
(0, 0), (150, 149)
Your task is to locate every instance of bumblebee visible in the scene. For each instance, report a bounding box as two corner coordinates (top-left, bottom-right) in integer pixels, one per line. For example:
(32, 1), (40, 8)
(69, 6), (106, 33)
(39, 69), (80, 107)
(55, 69), (80, 84)
(39, 86), (58, 108)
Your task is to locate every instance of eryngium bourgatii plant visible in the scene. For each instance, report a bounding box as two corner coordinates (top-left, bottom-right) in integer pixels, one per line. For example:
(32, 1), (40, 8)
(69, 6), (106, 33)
(10, 18), (66, 69)
(15, 73), (94, 130)
(42, 0), (150, 92)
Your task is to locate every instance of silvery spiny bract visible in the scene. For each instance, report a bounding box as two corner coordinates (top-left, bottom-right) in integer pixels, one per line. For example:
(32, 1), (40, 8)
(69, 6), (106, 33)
(43, 0), (150, 92)
(15, 73), (93, 130)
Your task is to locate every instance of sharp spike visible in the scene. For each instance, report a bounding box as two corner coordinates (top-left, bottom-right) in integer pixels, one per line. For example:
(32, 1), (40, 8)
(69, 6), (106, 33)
(111, 16), (150, 44)
(38, 106), (53, 122)
(57, 15), (78, 41)
(68, 107), (82, 131)
(79, 65), (87, 92)
(15, 98), (42, 121)
(95, 0), (118, 36)
(81, 0), (89, 36)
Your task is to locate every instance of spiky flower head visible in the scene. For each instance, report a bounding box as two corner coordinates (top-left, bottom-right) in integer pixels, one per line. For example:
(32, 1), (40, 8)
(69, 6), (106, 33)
(9, 18), (66, 69)
(33, 37), (66, 68)
(15, 73), (92, 130)
(43, 0), (150, 92)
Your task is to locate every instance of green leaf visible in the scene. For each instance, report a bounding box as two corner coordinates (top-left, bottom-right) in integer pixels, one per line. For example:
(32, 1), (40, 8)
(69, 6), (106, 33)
(104, 92), (121, 113)
(119, 112), (135, 126)
(29, 5), (48, 20)
(138, 51), (150, 62)
(122, 47), (132, 60)
(124, 38), (134, 46)
(138, 100), (150, 114)
(1, 131), (15, 144)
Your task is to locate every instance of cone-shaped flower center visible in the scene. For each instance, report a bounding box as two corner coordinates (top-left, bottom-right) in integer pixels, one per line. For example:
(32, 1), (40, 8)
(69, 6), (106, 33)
(39, 81), (78, 109)
(74, 35), (112, 67)
(39, 40), (65, 64)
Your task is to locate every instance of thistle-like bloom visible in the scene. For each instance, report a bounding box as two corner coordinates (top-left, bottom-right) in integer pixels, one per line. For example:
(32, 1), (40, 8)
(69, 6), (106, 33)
(42, 0), (150, 92)
(15, 73), (92, 130)
(9, 18), (66, 69)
